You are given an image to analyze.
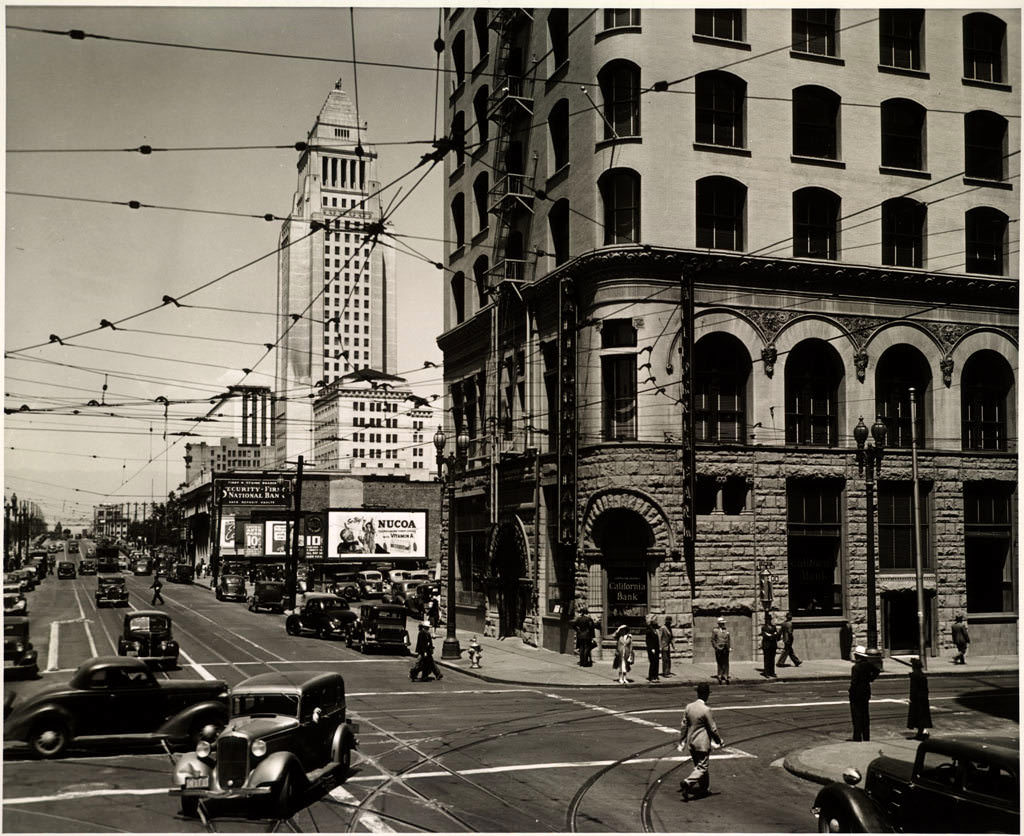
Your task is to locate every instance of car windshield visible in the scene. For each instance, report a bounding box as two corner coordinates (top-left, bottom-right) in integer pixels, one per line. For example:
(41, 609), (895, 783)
(4, 622), (27, 638)
(128, 615), (169, 632)
(231, 693), (300, 718)
(375, 609), (405, 623)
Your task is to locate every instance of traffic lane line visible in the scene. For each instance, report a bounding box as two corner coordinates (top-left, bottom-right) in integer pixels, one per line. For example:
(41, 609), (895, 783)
(543, 692), (680, 734)
(328, 785), (395, 832)
(627, 697), (931, 714)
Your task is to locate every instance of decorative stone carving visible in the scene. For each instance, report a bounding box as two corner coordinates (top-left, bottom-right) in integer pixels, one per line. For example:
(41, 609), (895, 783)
(940, 355), (954, 388)
(854, 350), (869, 383)
(747, 309), (799, 342)
(761, 344), (778, 378)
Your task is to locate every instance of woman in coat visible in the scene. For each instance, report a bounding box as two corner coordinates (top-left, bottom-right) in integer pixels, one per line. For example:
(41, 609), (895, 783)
(906, 657), (932, 739)
(614, 624), (633, 685)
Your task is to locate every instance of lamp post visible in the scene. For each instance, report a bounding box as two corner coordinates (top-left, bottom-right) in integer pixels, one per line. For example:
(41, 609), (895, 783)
(276, 456), (303, 612)
(4, 496), (13, 571)
(434, 426), (470, 660)
(854, 415), (887, 666)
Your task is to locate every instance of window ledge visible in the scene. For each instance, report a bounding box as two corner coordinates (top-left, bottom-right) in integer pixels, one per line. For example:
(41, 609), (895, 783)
(693, 142), (751, 157)
(546, 60), (570, 92)
(791, 154), (845, 169)
(596, 25), (641, 43)
(963, 612), (1018, 622)
(471, 141), (489, 161)
(792, 615), (847, 627)
(879, 166), (931, 180)
(595, 135), (642, 152)
(448, 244), (465, 264)
(877, 64), (929, 80)
(471, 55), (490, 79)
(471, 227), (490, 246)
(692, 33), (751, 51)
(448, 81), (465, 105)
(962, 77), (1012, 93)
(790, 50), (844, 66)
(963, 176), (1012, 190)
(545, 164), (570, 192)
(448, 163), (465, 185)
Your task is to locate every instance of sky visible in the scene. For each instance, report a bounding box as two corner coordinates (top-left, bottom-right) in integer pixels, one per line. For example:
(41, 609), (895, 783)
(4, 3), (448, 529)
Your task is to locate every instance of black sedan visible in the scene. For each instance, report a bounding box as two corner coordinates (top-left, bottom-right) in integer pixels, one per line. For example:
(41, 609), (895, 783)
(215, 573), (247, 602)
(57, 561), (77, 579)
(285, 593), (357, 640)
(3, 656), (228, 758)
(95, 575), (129, 607)
(117, 610), (179, 668)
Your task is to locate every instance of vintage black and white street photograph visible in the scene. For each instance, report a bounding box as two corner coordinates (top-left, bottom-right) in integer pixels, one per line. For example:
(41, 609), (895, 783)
(3, 4), (1020, 833)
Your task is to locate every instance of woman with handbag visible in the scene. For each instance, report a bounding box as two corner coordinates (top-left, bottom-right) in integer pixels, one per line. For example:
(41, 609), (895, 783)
(613, 624), (634, 685)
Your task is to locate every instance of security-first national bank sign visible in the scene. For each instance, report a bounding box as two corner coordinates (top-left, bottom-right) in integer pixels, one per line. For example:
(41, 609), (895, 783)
(218, 479), (290, 506)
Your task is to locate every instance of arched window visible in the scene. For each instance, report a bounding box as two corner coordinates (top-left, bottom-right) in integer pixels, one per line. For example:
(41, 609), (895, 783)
(451, 111), (466, 168)
(965, 207), (1008, 276)
(965, 110), (1007, 181)
(472, 255), (489, 308)
(473, 9), (489, 65)
(962, 350), (1013, 451)
(881, 99), (926, 171)
(695, 71), (745, 148)
(548, 199), (570, 266)
(695, 333), (750, 443)
(875, 345), (930, 448)
(963, 12), (1006, 83)
(451, 272), (466, 324)
(450, 193), (465, 248)
(599, 168), (640, 245)
(452, 32), (466, 87)
(597, 60), (640, 139)
(793, 188), (839, 260)
(881, 198), (925, 267)
(472, 172), (489, 235)
(696, 176), (746, 251)
(792, 85), (839, 159)
(785, 339), (843, 446)
(473, 85), (490, 146)
(548, 99), (569, 172)
(879, 9), (923, 70)
(548, 9), (569, 68)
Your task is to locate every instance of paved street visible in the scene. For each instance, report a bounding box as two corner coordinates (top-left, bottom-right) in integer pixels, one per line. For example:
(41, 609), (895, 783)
(4, 563), (1018, 833)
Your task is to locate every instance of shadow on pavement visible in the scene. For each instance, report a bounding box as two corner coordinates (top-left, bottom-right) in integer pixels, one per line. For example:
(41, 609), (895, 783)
(953, 688), (1020, 721)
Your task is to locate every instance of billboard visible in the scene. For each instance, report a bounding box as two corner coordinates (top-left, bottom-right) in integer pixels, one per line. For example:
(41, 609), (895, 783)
(244, 523), (264, 556)
(219, 516), (236, 552)
(327, 510), (427, 559)
(265, 521), (290, 556)
(218, 478), (290, 507)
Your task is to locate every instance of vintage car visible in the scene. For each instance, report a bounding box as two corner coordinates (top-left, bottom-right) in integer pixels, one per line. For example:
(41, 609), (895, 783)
(388, 579), (422, 606)
(356, 570), (384, 598)
(170, 563), (195, 584)
(117, 610), (180, 668)
(171, 671), (358, 818)
(285, 594), (357, 640)
(57, 561), (77, 579)
(133, 558), (153, 576)
(347, 604), (411, 654)
(117, 556), (131, 572)
(4, 617), (39, 679)
(96, 548), (120, 573)
(216, 573), (247, 602)
(812, 735), (1019, 833)
(67, 540), (79, 554)
(96, 575), (130, 607)
(249, 580), (287, 614)
(330, 572), (361, 601)
(404, 582), (439, 618)
(5, 570), (34, 593)
(4, 591), (28, 616)
(79, 558), (97, 576)
(4, 655), (228, 758)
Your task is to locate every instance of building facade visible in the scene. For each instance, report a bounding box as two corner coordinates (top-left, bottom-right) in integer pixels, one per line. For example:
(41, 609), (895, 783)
(312, 368), (436, 479)
(439, 8), (1018, 661)
(273, 79), (398, 467)
(93, 503), (131, 541)
(184, 437), (272, 486)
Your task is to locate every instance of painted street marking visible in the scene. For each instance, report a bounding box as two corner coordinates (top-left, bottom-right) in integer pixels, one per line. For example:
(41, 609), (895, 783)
(350, 688), (533, 697)
(328, 785), (394, 832)
(543, 692), (679, 734)
(159, 590), (286, 661)
(186, 659), (387, 668)
(46, 586), (91, 672)
(82, 618), (98, 658)
(3, 787), (168, 805)
(631, 697), (917, 715)
(178, 647), (217, 681)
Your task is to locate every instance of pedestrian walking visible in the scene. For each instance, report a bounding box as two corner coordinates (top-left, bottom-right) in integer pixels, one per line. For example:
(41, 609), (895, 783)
(951, 614), (970, 664)
(573, 606), (597, 667)
(612, 624), (633, 685)
(645, 616), (661, 682)
(678, 682), (724, 801)
(906, 657), (932, 740)
(427, 595), (441, 635)
(776, 611), (802, 668)
(150, 572), (164, 606)
(849, 645), (879, 741)
(711, 617), (731, 684)
(760, 613), (779, 678)
(410, 622), (443, 681)
(659, 616), (676, 677)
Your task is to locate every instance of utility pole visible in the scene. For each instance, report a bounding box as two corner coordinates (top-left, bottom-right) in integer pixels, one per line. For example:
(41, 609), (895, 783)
(288, 456), (304, 611)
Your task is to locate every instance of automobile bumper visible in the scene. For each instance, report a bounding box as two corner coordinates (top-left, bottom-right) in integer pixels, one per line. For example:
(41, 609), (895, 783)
(221, 592), (247, 601)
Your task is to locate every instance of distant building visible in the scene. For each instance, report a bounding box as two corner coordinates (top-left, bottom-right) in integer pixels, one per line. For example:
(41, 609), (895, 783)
(184, 437), (271, 486)
(273, 78), (398, 467)
(93, 504), (130, 540)
(313, 369), (436, 479)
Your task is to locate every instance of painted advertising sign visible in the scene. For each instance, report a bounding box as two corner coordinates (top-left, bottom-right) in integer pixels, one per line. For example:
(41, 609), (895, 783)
(219, 515), (236, 553)
(244, 523), (264, 556)
(218, 479), (290, 507)
(607, 567), (648, 630)
(327, 510), (426, 560)
(265, 521), (290, 556)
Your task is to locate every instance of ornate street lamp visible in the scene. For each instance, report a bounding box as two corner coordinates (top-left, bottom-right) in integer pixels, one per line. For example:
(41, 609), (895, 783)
(854, 415), (887, 667)
(434, 426), (470, 660)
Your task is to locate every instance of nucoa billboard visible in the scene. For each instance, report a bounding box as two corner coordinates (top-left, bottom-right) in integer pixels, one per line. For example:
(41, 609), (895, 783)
(326, 510), (427, 559)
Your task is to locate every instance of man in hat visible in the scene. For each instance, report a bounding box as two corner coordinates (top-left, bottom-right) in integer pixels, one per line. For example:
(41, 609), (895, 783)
(849, 645), (879, 741)
(776, 611), (801, 668)
(678, 682), (724, 801)
(645, 616), (661, 682)
(951, 614), (970, 664)
(410, 622), (443, 682)
(711, 616), (731, 684)
(760, 612), (779, 678)
(573, 605), (596, 667)
(659, 615), (676, 677)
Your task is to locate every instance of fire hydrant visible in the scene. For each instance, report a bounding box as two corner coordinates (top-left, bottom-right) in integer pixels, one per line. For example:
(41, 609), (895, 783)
(468, 636), (482, 668)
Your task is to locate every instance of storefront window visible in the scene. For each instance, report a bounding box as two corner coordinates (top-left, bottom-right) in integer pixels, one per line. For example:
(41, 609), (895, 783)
(786, 479), (842, 616)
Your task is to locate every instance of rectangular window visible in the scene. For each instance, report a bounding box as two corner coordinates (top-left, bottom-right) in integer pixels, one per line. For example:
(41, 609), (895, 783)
(604, 8), (640, 29)
(454, 495), (488, 598)
(787, 479), (843, 616)
(879, 10), (923, 70)
(695, 9), (743, 41)
(964, 483), (1015, 613)
(792, 9), (837, 56)
(601, 355), (637, 441)
(878, 482), (930, 571)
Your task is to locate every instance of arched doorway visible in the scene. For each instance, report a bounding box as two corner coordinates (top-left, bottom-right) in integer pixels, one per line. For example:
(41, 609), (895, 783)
(594, 508), (655, 635)
(488, 520), (530, 638)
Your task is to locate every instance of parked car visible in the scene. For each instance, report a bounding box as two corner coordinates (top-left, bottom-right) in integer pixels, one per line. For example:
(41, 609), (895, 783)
(405, 582), (439, 618)
(285, 594), (357, 640)
(216, 573), (247, 602)
(347, 604), (411, 654)
(117, 556), (131, 572)
(330, 572), (361, 601)
(356, 570), (384, 598)
(133, 559), (152, 576)
(117, 610), (179, 668)
(812, 735), (1019, 833)
(6, 570), (35, 593)
(389, 579), (421, 606)
(79, 559), (97, 576)
(170, 563), (195, 584)
(249, 580), (287, 614)
(386, 568), (412, 585)
(57, 561), (77, 579)
(4, 617), (39, 679)
(95, 575), (130, 607)
(170, 671), (358, 818)
(3, 656), (228, 758)
(27, 559), (48, 582)
(4, 591), (28, 616)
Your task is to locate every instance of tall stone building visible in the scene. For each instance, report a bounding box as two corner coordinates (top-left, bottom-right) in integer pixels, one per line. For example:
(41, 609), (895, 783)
(438, 8), (1018, 661)
(273, 79), (397, 467)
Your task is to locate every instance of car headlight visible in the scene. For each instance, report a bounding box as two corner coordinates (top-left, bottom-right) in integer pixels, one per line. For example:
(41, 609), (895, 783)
(159, 640), (169, 650)
(251, 739), (267, 757)
(329, 618), (341, 629)
(14, 641), (24, 653)
(195, 740), (211, 758)
(132, 640), (142, 650)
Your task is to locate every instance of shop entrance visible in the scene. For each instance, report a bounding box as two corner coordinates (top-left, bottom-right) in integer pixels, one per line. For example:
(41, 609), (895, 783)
(883, 590), (933, 656)
(594, 509), (653, 635)
(491, 521), (529, 638)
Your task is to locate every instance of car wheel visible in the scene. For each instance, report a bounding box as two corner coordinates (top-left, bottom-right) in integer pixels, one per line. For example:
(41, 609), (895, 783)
(215, 590), (222, 601)
(274, 766), (299, 819)
(30, 720), (69, 758)
(317, 626), (329, 640)
(180, 796), (200, 818)
(359, 640), (367, 654)
(286, 618), (300, 636)
(816, 808), (855, 833)
(340, 742), (352, 774)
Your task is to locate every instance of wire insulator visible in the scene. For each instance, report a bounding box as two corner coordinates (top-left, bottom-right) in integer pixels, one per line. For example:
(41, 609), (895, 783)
(294, 141), (308, 151)
(264, 214), (274, 221)
(128, 200), (141, 209)
(652, 80), (669, 92)
(138, 145), (153, 155)
(69, 29), (86, 40)
(433, 37), (445, 54)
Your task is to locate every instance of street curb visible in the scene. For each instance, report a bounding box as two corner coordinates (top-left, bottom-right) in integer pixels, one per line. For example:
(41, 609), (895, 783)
(782, 753), (833, 786)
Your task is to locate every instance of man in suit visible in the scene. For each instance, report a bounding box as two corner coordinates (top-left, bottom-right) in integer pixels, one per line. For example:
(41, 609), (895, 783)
(760, 612), (779, 678)
(711, 617), (731, 684)
(644, 616), (661, 682)
(776, 611), (802, 668)
(951, 614), (970, 664)
(849, 645), (879, 741)
(678, 683), (724, 800)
